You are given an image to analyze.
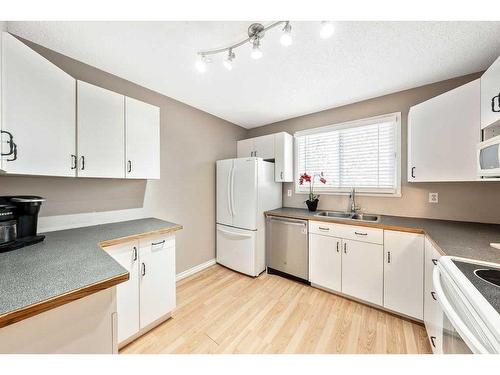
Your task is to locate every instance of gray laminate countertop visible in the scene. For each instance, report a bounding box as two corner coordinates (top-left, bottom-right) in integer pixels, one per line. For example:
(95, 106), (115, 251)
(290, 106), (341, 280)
(0, 218), (182, 324)
(265, 208), (500, 264)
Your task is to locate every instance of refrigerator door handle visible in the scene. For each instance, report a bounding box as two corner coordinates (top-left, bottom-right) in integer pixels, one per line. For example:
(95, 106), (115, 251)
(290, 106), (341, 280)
(227, 165), (233, 217)
(230, 164), (236, 217)
(217, 227), (253, 239)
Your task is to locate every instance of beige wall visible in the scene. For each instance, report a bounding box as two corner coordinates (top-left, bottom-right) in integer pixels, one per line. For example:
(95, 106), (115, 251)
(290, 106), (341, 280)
(247, 72), (500, 224)
(0, 35), (246, 273)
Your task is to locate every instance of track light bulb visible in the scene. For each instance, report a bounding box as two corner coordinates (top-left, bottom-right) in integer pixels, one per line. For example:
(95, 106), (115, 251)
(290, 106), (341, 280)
(223, 50), (235, 70)
(195, 55), (207, 73)
(280, 22), (292, 46)
(251, 39), (263, 59)
(320, 21), (334, 39)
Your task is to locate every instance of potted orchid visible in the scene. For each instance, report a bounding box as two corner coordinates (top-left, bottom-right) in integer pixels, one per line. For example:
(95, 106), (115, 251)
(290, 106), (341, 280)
(299, 172), (327, 212)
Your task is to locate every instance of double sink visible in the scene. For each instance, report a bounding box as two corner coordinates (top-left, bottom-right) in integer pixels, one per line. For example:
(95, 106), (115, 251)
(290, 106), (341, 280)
(315, 211), (380, 222)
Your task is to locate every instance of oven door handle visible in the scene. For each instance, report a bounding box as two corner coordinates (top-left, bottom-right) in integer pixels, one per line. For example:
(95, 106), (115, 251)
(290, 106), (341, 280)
(432, 267), (489, 354)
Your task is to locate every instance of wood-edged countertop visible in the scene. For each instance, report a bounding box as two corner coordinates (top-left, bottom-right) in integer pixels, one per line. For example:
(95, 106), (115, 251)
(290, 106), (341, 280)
(0, 218), (182, 329)
(266, 208), (500, 264)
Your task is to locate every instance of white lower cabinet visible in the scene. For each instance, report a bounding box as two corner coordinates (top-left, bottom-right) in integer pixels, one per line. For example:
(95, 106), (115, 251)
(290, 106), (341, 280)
(309, 233), (342, 292)
(139, 235), (176, 328)
(383, 231), (424, 319)
(106, 234), (175, 347)
(424, 237), (443, 354)
(342, 239), (384, 306)
(308, 222), (428, 322)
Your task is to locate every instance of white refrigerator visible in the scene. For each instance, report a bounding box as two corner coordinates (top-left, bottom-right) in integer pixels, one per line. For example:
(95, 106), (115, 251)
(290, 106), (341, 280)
(216, 157), (282, 276)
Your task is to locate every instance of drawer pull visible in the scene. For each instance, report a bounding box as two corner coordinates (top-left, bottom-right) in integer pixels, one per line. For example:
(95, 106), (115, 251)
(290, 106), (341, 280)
(387, 251), (391, 264)
(431, 291), (437, 301)
(133, 246), (138, 261)
(430, 336), (436, 348)
(432, 259), (438, 265)
(318, 227), (330, 231)
(336, 241), (340, 252)
(354, 231), (367, 236)
(343, 242), (347, 254)
(152, 240), (166, 246)
(141, 263), (146, 276)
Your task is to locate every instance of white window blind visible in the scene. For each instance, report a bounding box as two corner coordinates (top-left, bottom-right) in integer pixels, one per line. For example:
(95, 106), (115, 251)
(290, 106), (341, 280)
(295, 113), (400, 195)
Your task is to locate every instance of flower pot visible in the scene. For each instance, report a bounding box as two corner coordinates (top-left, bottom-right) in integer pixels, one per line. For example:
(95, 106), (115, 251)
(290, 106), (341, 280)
(305, 199), (319, 212)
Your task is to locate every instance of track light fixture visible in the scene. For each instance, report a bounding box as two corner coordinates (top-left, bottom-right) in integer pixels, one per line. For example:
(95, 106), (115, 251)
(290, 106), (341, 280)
(280, 22), (292, 46)
(195, 21), (334, 72)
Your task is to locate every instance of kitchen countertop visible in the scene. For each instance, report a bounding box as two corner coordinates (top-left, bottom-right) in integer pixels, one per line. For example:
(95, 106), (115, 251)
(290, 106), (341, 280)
(265, 208), (500, 264)
(0, 218), (182, 328)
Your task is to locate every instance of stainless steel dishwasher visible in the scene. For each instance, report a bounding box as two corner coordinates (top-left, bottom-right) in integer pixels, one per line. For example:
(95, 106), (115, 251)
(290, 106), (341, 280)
(266, 216), (309, 284)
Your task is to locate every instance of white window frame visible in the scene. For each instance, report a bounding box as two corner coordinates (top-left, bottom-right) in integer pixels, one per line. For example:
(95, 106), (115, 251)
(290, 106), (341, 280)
(294, 112), (402, 197)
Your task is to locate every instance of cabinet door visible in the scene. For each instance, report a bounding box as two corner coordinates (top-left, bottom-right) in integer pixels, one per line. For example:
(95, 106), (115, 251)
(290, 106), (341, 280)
(383, 230), (424, 319)
(237, 138), (254, 158)
(424, 237), (443, 354)
(254, 134), (275, 159)
(481, 56), (500, 129)
(309, 233), (342, 292)
(342, 239), (383, 306)
(1, 32), (76, 176)
(77, 81), (125, 178)
(408, 79), (480, 182)
(139, 235), (175, 328)
(125, 97), (160, 179)
(106, 242), (140, 345)
(274, 132), (293, 182)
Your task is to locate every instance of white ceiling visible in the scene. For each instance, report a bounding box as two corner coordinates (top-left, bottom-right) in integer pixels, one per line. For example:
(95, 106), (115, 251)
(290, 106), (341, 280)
(6, 21), (500, 128)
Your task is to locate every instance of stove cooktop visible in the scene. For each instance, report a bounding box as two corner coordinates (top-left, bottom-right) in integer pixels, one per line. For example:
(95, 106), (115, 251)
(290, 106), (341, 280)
(452, 260), (500, 313)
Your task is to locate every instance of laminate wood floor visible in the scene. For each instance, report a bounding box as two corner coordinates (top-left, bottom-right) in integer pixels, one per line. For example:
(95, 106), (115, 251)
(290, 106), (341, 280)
(120, 264), (431, 354)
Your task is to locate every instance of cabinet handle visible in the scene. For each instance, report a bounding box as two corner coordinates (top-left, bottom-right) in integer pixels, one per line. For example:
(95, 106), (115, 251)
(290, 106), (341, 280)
(318, 227), (330, 231)
(280, 171), (284, 180)
(127, 160), (132, 173)
(492, 93), (500, 113)
(6, 142), (17, 162)
(387, 251), (391, 264)
(80, 155), (85, 170)
(0, 130), (15, 156)
(254, 150), (257, 157)
(71, 154), (77, 170)
(354, 231), (367, 236)
(152, 239), (166, 246)
(133, 246), (138, 261)
(430, 336), (436, 348)
(336, 241), (340, 253)
(411, 167), (416, 178)
(432, 259), (438, 265)
(141, 262), (146, 276)
(431, 291), (437, 301)
(343, 242), (347, 254)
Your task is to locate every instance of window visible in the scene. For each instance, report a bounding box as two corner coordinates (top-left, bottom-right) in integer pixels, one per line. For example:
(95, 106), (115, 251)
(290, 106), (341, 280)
(295, 113), (401, 196)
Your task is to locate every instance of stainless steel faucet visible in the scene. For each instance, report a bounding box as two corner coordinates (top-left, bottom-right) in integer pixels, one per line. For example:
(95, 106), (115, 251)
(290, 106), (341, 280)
(348, 187), (360, 213)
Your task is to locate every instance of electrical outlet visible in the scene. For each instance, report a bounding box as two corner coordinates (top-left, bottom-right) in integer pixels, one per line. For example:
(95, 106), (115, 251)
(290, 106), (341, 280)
(429, 192), (439, 203)
(287, 189), (292, 197)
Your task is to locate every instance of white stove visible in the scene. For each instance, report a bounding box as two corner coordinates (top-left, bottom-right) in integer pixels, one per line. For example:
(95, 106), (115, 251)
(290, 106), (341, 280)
(433, 256), (500, 354)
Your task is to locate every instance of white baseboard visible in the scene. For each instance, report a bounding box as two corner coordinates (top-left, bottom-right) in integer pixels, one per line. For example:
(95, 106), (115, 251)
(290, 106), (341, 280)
(38, 208), (149, 233)
(176, 259), (216, 282)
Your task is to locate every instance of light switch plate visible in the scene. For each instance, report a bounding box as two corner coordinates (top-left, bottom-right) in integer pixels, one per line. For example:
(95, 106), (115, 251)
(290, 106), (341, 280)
(429, 192), (439, 203)
(287, 189), (292, 197)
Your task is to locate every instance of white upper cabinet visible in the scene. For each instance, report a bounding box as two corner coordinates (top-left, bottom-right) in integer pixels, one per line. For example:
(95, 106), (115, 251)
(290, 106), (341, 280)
(408, 79), (480, 182)
(77, 81), (125, 178)
(237, 132), (293, 182)
(1, 32), (76, 177)
(481, 56), (500, 129)
(383, 230), (424, 319)
(125, 97), (160, 179)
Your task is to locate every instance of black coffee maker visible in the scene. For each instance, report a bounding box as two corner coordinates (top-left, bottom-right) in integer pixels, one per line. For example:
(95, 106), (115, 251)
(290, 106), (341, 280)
(0, 196), (45, 253)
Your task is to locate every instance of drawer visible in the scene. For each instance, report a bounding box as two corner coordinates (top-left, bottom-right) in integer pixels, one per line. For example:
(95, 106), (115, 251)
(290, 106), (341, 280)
(334, 223), (383, 244)
(309, 221), (338, 237)
(139, 233), (175, 250)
